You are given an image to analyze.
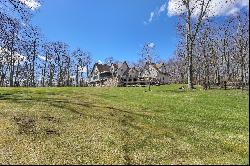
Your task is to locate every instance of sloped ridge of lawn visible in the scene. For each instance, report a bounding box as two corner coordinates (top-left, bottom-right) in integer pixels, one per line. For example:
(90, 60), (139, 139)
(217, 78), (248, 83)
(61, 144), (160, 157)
(0, 85), (248, 165)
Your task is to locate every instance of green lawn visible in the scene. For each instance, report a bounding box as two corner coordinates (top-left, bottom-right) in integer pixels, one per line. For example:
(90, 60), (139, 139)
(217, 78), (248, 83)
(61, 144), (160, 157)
(0, 85), (248, 165)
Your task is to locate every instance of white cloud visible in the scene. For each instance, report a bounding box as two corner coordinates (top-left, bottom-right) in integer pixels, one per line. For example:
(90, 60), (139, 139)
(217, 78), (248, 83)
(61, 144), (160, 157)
(145, 3), (167, 24)
(148, 12), (155, 23)
(38, 55), (46, 61)
(241, 0), (249, 7)
(167, 0), (186, 17)
(148, 42), (155, 48)
(226, 7), (240, 16)
(19, 0), (41, 10)
(158, 2), (167, 14)
(167, 0), (249, 17)
(146, 0), (249, 24)
(0, 48), (27, 65)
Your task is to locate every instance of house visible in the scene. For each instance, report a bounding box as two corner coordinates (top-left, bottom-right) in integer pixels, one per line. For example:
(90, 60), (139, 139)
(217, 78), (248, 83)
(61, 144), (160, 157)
(122, 67), (140, 85)
(140, 62), (170, 84)
(88, 61), (170, 87)
(88, 63), (112, 86)
(155, 62), (167, 73)
(111, 61), (129, 78)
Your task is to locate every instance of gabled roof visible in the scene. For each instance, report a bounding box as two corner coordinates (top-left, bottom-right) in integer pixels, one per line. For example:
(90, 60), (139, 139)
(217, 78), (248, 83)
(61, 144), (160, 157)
(96, 64), (110, 73)
(155, 62), (164, 69)
(144, 63), (170, 76)
(128, 67), (139, 73)
(117, 62), (124, 68)
(112, 61), (128, 70)
(90, 63), (111, 76)
(111, 63), (118, 69)
(151, 64), (161, 72)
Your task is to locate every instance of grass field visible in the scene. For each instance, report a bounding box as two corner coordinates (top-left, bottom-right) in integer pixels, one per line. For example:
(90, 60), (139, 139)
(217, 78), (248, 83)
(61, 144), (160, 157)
(0, 85), (249, 165)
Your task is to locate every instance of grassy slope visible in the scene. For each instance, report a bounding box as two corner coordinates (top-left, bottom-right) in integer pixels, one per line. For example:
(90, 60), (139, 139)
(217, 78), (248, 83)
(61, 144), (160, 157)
(0, 85), (248, 165)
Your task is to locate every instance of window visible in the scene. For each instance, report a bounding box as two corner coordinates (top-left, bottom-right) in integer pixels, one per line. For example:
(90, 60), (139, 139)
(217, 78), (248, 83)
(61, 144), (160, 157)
(100, 72), (112, 78)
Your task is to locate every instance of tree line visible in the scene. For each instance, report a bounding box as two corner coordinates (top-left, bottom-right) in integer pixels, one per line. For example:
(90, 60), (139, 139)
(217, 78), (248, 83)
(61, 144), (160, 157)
(0, 0), (92, 87)
(164, 0), (249, 90)
(0, 0), (249, 89)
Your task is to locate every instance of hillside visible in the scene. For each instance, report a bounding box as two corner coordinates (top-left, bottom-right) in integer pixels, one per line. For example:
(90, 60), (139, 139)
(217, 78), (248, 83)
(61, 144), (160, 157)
(0, 85), (248, 164)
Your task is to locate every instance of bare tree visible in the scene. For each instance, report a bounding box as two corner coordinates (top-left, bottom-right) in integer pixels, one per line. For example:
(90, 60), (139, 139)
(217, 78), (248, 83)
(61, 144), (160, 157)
(172, 8), (249, 90)
(5, 19), (21, 87)
(22, 26), (41, 86)
(72, 49), (92, 86)
(104, 56), (114, 66)
(0, 0), (40, 22)
(139, 42), (157, 91)
(176, 0), (213, 89)
(232, 12), (249, 89)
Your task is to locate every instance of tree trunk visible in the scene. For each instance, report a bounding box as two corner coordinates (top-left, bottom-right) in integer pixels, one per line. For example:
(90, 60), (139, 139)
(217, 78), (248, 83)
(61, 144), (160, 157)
(240, 54), (244, 90)
(42, 57), (47, 87)
(49, 64), (54, 87)
(9, 37), (15, 87)
(15, 60), (20, 85)
(76, 65), (79, 86)
(9, 53), (15, 87)
(31, 40), (36, 87)
(148, 78), (151, 91)
(187, 51), (194, 89)
(186, 19), (194, 89)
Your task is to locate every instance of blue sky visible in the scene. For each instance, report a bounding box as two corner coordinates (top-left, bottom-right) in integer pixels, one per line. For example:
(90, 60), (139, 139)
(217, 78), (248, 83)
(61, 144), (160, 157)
(32, 0), (178, 63)
(31, 0), (249, 64)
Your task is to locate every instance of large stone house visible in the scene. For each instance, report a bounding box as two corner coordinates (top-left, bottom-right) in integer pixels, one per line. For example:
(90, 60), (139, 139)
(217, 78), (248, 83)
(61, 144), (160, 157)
(121, 67), (140, 85)
(110, 61), (129, 78)
(88, 63), (112, 86)
(88, 61), (170, 87)
(140, 63), (170, 84)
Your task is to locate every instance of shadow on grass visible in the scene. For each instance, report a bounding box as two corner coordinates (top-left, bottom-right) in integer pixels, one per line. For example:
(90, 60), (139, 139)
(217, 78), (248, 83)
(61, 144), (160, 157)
(0, 90), (153, 119)
(0, 90), (154, 164)
(162, 89), (188, 93)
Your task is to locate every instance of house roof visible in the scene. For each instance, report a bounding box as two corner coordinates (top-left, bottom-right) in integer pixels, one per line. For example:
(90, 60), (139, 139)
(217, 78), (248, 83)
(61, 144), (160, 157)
(128, 67), (139, 73)
(111, 63), (118, 69)
(145, 63), (170, 76)
(117, 62), (124, 68)
(96, 64), (111, 73)
(151, 64), (161, 72)
(90, 63), (111, 76)
(112, 61), (128, 70)
(155, 62), (164, 69)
